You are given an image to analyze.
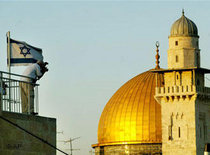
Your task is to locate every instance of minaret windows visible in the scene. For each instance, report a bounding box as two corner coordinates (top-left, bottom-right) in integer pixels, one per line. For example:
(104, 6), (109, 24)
(176, 55), (178, 63)
(168, 114), (173, 140)
(176, 72), (181, 85)
(178, 127), (181, 138)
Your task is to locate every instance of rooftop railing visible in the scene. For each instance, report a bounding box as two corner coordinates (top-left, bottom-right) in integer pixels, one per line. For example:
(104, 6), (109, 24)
(0, 71), (39, 114)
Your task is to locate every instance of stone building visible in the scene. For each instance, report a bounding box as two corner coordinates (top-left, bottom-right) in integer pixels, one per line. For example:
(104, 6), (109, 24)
(92, 11), (210, 155)
(0, 112), (56, 155)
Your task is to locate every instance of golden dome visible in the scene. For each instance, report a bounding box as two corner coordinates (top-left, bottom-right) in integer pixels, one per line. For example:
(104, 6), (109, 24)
(96, 69), (164, 146)
(170, 11), (198, 37)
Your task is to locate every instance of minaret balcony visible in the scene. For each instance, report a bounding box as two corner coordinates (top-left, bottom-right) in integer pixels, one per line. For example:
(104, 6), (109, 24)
(155, 85), (210, 98)
(156, 85), (196, 97)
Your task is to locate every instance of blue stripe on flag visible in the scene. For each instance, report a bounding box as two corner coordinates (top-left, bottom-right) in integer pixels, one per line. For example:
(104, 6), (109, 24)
(10, 58), (37, 64)
(9, 38), (42, 52)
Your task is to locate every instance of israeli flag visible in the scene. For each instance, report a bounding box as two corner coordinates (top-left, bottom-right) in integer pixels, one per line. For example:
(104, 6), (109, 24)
(8, 38), (43, 66)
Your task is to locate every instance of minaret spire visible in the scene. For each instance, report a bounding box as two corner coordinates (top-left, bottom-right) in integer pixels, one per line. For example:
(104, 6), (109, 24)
(155, 41), (160, 69)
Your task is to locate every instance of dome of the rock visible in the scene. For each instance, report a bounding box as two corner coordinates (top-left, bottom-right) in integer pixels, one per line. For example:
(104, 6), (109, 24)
(93, 69), (164, 154)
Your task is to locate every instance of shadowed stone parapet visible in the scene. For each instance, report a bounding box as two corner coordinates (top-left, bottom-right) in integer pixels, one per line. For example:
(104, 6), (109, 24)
(0, 111), (56, 155)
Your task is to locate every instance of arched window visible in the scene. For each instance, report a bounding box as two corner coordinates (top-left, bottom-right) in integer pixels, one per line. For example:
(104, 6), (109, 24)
(175, 41), (178, 46)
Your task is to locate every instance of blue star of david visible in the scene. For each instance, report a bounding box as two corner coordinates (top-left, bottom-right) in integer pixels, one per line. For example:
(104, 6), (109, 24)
(19, 45), (31, 57)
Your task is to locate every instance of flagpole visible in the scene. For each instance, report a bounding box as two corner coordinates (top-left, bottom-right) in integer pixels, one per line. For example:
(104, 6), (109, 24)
(7, 31), (11, 111)
(7, 31), (11, 73)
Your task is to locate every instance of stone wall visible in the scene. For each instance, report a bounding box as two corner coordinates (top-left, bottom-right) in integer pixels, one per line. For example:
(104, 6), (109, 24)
(196, 98), (210, 155)
(0, 111), (56, 155)
(160, 97), (197, 155)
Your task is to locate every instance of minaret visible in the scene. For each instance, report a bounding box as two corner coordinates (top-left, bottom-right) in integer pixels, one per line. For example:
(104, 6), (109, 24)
(167, 10), (200, 68)
(154, 11), (210, 155)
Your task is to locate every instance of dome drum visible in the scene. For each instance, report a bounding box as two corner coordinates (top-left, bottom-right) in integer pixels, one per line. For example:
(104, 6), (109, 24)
(93, 143), (162, 155)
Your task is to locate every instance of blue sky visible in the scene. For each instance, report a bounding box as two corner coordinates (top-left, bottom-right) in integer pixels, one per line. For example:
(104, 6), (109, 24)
(1, 1), (210, 155)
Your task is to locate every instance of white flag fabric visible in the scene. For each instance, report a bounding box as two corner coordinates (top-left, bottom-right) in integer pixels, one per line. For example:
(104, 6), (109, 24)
(8, 38), (43, 66)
